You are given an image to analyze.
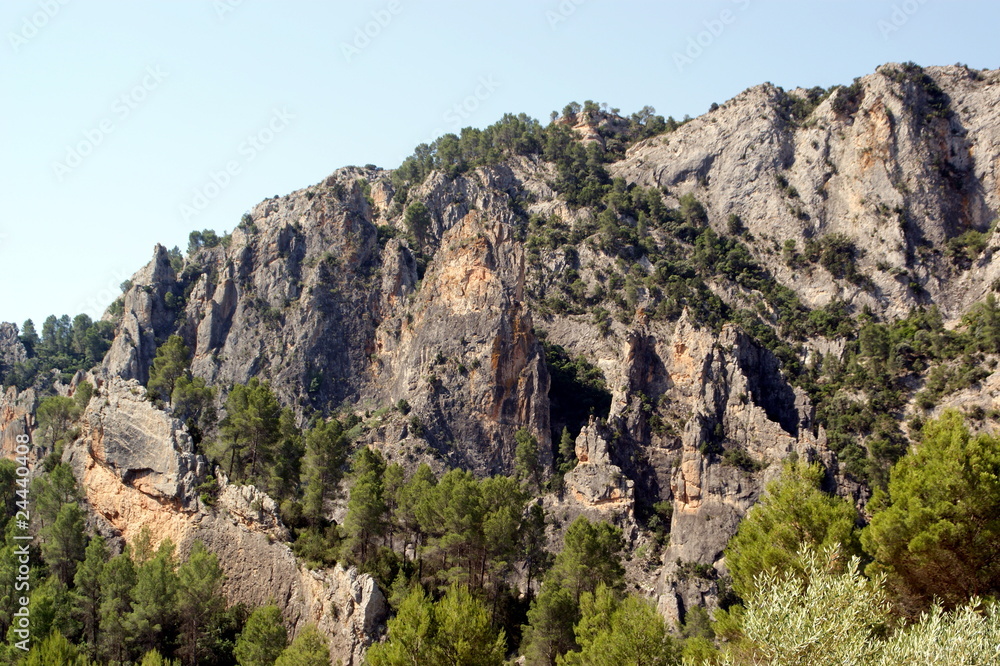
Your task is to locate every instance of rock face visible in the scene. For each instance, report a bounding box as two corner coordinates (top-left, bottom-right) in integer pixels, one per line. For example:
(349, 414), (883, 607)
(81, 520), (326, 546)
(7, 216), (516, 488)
(371, 207), (551, 473)
(102, 245), (177, 385)
(0, 385), (35, 461)
(0, 323), (26, 377)
(564, 421), (634, 509)
(59, 378), (386, 665)
(102, 168), (549, 476)
(613, 64), (1000, 320)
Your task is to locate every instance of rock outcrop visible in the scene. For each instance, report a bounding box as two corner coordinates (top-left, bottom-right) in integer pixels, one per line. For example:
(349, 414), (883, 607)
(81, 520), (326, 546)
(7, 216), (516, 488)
(0, 385), (35, 461)
(0, 323), (26, 376)
(58, 378), (386, 665)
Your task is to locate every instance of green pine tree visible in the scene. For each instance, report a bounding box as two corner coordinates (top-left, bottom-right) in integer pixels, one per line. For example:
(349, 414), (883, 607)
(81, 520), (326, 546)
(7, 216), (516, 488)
(343, 448), (387, 566)
(514, 428), (543, 491)
(546, 516), (624, 601)
(140, 648), (182, 666)
(129, 538), (180, 656)
(724, 461), (861, 598)
(558, 427), (576, 473)
(863, 409), (1000, 613)
(25, 630), (93, 666)
(301, 418), (348, 525)
(99, 552), (137, 664)
(147, 335), (191, 401)
(273, 625), (330, 666)
(176, 541), (227, 665)
(560, 584), (679, 666)
(366, 585), (435, 665)
(73, 534), (108, 657)
(234, 604), (288, 666)
(40, 502), (86, 586)
(218, 378), (283, 482)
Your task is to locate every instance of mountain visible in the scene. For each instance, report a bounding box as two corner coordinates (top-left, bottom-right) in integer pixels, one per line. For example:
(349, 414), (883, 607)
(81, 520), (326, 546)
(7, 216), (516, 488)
(3, 62), (1000, 663)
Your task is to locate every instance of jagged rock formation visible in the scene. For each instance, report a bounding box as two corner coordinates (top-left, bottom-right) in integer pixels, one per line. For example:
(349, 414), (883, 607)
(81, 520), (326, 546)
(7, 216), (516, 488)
(614, 64), (1000, 319)
(0, 323), (26, 375)
(0, 385), (35, 460)
(564, 420), (634, 508)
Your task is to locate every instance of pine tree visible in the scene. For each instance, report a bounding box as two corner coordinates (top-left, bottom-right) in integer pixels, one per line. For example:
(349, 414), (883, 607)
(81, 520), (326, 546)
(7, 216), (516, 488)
(863, 410), (1000, 612)
(724, 461), (861, 598)
(270, 409), (304, 502)
(367, 585), (505, 666)
(546, 516), (624, 601)
(234, 604), (287, 666)
(40, 501), (86, 586)
(514, 428), (542, 491)
(560, 584), (679, 666)
(273, 624), (330, 666)
(520, 586), (579, 666)
(140, 649), (182, 666)
(131, 525), (156, 566)
(522, 502), (550, 598)
(35, 396), (81, 448)
(233, 605), (288, 666)
(32, 462), (80, 531)
(99, 552), (137, 664)
(558, 427), (576, 473)
(395, 464), (437, 576)
(25, 630), (93, 666)
(219, 378), (282, 482)
(433, 584), (506, 665)
(366, 585), (435, 665)
(147, 336), (191, 401)
(129, 538), (180, 656)
(73, 535), (108, 657)
(176, 541), (226, 665)
(381, 463), (406, 551)
(29, 577), (80, 649)
(343, 448), (387, 566)
(301, 418), (348, 525)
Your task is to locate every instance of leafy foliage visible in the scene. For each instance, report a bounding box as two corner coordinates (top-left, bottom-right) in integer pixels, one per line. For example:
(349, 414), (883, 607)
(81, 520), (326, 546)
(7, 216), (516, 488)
(717, 546), (1000, 665)
(274, 625), (330, 666)
(3, 314), (115, 390)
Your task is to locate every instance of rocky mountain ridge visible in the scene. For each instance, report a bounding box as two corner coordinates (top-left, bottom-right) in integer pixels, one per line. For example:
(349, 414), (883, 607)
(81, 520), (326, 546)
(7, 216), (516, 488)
(3, 62), (1000, 662)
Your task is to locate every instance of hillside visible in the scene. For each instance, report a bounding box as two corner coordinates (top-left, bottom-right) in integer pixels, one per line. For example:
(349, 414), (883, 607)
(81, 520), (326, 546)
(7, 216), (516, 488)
(3, 62), (1000, 664)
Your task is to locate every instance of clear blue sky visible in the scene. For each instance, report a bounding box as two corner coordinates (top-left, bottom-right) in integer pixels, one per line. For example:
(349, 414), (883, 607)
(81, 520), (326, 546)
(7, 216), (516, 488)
(2, 0), (997, 327)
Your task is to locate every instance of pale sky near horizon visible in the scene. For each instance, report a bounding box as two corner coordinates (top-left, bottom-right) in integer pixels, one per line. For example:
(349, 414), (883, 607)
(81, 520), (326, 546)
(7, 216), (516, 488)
(2, 0), (998, 328)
